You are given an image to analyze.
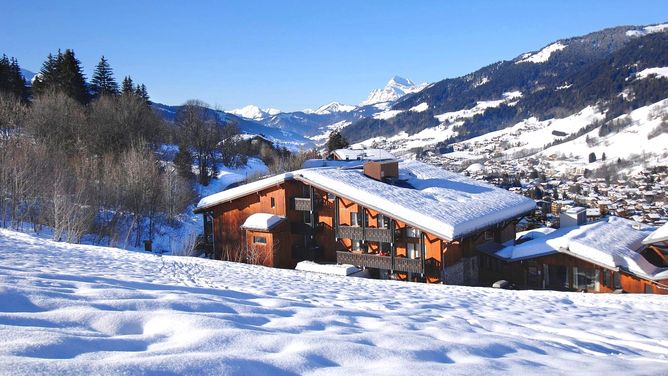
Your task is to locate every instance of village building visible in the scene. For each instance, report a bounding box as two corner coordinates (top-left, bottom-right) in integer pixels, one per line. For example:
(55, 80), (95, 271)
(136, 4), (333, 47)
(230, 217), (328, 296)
(195, 156), (535, 284)
(482, 214), (668, 294)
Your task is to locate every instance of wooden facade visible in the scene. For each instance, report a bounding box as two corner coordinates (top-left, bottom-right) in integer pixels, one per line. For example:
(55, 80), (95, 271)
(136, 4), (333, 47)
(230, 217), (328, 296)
(197, 176), (520, 285)
(479, 252), (668, 294)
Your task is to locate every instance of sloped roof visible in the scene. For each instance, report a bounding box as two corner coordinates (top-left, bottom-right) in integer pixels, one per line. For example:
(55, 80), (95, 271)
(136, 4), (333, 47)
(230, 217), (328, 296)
(296, 160), (535, 240)
(643, 222), (668, 245)
(196, 160), (535, 240)
(496, 217), (668, 281)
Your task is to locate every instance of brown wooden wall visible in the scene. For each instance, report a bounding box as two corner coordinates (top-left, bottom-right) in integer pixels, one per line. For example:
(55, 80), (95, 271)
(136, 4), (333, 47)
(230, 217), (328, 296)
(480, 252), (668, 294)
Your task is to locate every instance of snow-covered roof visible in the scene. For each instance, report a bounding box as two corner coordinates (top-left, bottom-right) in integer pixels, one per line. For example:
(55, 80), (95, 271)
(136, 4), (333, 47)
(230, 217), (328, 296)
(331, 148), (396, 161)
(241, 213), (285, 231)
(197, 160), (535, 240)
(296, 160), (535, 240)
(643, 222), (668, 245)
(496, 217), (668, 281)
(195, 173), (293, 212)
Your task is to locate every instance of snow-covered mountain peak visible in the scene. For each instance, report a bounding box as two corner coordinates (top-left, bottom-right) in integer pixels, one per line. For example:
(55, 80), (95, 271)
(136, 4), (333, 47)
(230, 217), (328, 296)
(361, 75), (428, 106)
(228, 105), (280, 120)
(311, 101), (357, 115)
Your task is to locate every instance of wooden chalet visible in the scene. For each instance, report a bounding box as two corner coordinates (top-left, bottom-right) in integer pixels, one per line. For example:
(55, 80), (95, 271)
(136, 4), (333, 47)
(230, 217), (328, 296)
(194, 157), (535, 284)
(483, 215), (668, 294)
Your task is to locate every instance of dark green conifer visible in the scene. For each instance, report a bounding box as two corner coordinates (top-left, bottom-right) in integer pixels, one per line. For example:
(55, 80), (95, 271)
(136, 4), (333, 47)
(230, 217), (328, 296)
(90, 56), (119, 98)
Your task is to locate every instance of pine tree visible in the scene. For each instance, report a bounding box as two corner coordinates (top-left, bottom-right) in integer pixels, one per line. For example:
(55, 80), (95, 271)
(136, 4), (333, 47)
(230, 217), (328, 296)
(326, 130), (349, 153)
(174, 143), (194, 181)
(90, 56), (119, 98)
(0, 55), (28, 100)
(32, 51), (62, 97)
(58, 49), (90, 104)
(135, 83), (150, 103)
(121, 76), (134, 95)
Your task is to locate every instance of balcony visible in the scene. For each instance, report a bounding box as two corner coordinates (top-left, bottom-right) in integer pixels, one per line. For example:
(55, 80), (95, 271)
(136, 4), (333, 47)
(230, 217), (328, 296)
(336, 251), (424, 274)
(394, 257), (423, 274)
(337, 251), (392, 270)
(365, 227), (393, 243)
(337, 225), (363, 240)
(293, 197), (313, 211)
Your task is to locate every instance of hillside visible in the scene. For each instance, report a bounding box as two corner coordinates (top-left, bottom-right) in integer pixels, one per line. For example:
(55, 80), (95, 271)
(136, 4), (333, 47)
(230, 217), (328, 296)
(1, 228), (668, 374)
(342, 23), (668, 160)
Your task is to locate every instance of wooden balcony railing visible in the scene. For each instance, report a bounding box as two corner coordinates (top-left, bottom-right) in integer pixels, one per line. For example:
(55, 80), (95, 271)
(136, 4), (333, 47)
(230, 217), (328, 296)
(336, 251), (424, 274)
(293, 197), (313, 211)
(365, 227), (393, 243)
(337, 225), (364, 240)
(337, 251), (392, 270)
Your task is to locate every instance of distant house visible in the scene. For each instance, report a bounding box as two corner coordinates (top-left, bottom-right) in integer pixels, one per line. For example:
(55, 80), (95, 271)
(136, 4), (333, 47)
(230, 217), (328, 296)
(195, 159), (535, 284)
(328, 148), (397, 161)
(482, 216), (668, 294)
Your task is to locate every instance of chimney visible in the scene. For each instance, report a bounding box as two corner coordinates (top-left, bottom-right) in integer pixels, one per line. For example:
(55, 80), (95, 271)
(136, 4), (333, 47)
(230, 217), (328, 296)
(363, 160), (399, 181)
(559, 207), (586, 228)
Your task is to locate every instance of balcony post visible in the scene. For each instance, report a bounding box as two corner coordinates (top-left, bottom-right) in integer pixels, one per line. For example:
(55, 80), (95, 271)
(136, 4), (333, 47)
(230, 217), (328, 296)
(390, 218), (395, 273)
(421, 232), (426, 278)
(334, 196), (339, 241)
(361, 206), (366, 245)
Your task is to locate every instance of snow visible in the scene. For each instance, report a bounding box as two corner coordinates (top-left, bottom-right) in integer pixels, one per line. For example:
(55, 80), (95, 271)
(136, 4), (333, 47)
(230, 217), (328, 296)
(409, 102), (429, 112)
(643, 222), (668, 244)
(312, 102), (357, 115)
(197, 172), (292, 211)
(626, 23), (668, 37)
(295, 261), (360, 276)
(372, 109), (403, 120)
(229, 105), (281, 120)
(497, 217), (668, 280)
(434, 99), (505, 123)
(241, 213), (285, 231)
(361, 76), (428, 106)
(635, 67), (668, 80)
(2, 229), (668, 375)
(331, 148), (396, 161)
(297, 160), (535, 240)
(516, 42), (566, 64)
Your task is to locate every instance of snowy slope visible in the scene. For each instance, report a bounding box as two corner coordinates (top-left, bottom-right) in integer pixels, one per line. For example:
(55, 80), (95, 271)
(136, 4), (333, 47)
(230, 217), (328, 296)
(2, 229), (668, 375)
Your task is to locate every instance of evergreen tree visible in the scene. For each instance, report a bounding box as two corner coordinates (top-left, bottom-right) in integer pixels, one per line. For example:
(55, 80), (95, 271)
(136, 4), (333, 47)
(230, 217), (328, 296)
(174, 143), (194, 181)
(32, 51), (62, 97)
(121, 76), (134, 94)
(58, 49), (90, 104)
(0, 55), (28, 100)
(135, 83), (150, 103)
(326, 130), (349, 153)
(90, 56), (119, 98)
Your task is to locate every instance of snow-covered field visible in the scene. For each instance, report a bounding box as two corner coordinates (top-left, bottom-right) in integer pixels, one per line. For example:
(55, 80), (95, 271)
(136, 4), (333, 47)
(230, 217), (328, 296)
(2, 230), (668, 375)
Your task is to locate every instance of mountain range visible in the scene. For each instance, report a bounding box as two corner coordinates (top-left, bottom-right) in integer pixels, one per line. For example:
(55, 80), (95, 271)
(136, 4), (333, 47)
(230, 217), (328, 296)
(19, 23), (668, 160)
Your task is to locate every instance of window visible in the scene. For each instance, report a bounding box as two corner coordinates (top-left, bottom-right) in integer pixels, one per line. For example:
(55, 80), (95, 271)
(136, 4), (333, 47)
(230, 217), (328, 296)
(351, 211), (366, 227)
(352, 240), (364, 252)
(603, 271), (611, 288)
(613, 272), (622, 289)
(406, 227), (421, 238)
(407, 243), (420, 259)
(270, 197), (275, 208)
(645, 284), (653, 294)
(484, 230), (493, 241)
(380, 242), (391, 255)
(253, 236), (267, 244)
(378, 214), (390, 228)
(572, 267), (599, 291)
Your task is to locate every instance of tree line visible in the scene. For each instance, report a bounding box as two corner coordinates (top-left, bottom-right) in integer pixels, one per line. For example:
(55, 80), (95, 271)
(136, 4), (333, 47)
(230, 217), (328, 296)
(1, 50), (314, 251)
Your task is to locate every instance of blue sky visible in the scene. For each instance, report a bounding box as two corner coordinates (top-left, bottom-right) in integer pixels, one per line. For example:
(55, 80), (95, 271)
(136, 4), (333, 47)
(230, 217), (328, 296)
(1, 1), (667, 111)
